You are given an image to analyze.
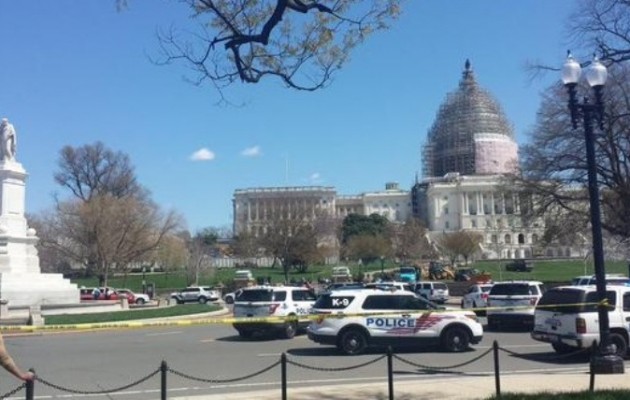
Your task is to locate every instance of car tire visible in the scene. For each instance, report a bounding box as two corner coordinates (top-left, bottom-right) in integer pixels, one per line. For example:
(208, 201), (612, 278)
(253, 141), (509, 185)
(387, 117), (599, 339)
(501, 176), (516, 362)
(281, 319), (298, 339)
(551, 342), (576, 355)
(198, 297), (208, 304)
(225, 296), (234, 304)
(338, 328), (368, 355)
(610, 332), (628, 358)
(136, 298), (146, 305)
(176, 298), (183, 305)
(441, 326), (471, 352)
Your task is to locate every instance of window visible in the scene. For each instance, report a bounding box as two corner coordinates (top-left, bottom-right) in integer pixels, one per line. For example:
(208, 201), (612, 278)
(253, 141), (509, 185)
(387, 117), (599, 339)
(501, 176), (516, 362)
(292, 290), (317, 301)
(445, 221), (450, 229)
(518, 233), (525, 244)
(362, 295), (397, 310)
(504, 234), (511, 244)
(624, 293), (630, 312)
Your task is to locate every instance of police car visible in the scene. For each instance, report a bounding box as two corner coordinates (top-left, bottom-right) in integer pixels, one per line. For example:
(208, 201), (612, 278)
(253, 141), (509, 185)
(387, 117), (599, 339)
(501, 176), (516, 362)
(307, 288), (483, 355)
(233, 286), (317, 339)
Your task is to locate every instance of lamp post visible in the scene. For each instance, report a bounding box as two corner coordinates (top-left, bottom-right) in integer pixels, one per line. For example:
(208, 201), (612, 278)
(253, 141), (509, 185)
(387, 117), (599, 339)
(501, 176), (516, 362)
(561, 52), (624, 374)
(380, 256), (385, 278)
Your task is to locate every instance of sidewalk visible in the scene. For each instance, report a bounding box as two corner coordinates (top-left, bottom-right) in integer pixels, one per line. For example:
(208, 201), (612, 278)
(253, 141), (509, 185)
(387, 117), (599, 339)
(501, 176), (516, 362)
(172, 370), (630, 400)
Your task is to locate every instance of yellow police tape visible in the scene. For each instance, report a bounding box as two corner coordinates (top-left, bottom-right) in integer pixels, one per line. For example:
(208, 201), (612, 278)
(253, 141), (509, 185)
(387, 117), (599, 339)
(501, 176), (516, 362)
(0, 301), (604, 333)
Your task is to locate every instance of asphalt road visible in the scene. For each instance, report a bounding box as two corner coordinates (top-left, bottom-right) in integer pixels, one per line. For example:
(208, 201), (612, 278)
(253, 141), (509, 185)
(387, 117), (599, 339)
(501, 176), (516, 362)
(0, 317), (606, 400)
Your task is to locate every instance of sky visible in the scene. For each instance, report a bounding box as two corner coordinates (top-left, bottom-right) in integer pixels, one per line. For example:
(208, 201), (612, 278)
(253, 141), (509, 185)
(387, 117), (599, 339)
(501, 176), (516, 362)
(0, 0), (578, 233)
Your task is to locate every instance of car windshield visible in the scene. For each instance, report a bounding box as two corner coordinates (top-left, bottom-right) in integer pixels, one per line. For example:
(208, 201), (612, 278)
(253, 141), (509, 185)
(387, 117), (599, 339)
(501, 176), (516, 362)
(490, 284), (532, 296)
(238, 289), (274, 302)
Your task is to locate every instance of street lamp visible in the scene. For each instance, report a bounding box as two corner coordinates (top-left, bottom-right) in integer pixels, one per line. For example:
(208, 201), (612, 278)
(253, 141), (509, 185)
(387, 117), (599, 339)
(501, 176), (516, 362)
(562, 52), (624, 374)
(380, 256), (385, 278)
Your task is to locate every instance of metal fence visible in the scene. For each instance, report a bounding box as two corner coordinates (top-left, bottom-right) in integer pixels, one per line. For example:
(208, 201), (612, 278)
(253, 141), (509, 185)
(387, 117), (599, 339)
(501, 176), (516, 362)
(1, 340), (599, 400)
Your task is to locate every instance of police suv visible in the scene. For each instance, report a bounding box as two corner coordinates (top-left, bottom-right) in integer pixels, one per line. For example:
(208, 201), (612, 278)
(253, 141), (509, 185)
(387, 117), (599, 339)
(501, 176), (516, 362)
(307, 288), (483, 355)
(532, 285), (630, 357)
(233, 286), (317, 339)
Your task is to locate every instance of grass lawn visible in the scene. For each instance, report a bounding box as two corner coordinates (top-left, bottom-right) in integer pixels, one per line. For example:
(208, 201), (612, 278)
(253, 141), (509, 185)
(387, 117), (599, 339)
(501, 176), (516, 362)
(69, 259), (629, 296)
(487, 389), (630, 399)
(472, 259), (628, 283)
(45, 304), (221, 325)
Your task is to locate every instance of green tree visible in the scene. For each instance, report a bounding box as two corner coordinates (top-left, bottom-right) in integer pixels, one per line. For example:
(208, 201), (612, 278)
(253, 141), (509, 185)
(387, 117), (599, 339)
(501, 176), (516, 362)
(344, 234), (391, 264)
(341, 213), (391, 244)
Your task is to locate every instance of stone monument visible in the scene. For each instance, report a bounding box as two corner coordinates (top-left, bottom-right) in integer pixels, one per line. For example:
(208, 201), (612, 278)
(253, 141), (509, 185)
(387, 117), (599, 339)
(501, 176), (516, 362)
(0, 118), (79, 306)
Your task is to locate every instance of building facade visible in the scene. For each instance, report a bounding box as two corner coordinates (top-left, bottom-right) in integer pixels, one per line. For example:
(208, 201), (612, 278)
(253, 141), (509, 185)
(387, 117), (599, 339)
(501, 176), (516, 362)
(232, 61), (567, 261)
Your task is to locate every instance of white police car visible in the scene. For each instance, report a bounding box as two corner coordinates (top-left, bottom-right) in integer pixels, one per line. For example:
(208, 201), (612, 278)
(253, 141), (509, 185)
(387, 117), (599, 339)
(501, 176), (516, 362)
(307, 288), (483, 355)
(233, 286), (317, 339)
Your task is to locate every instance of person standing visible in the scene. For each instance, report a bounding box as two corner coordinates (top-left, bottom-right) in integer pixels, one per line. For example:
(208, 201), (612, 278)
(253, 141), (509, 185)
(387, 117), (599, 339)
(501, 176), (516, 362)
(0, 333), (34, 381)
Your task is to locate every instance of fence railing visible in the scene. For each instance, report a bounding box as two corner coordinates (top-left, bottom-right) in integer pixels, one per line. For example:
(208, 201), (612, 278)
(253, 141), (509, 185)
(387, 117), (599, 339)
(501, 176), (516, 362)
(0, 340), (599, 400)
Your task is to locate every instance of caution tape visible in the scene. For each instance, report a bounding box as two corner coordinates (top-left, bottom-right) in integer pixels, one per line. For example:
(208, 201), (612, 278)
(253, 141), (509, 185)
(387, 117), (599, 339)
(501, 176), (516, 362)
(0, 301), (607, 332)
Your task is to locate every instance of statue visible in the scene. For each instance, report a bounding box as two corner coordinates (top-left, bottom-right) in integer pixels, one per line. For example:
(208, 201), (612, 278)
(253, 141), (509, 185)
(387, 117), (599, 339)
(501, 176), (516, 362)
(0, 118), (17, 162)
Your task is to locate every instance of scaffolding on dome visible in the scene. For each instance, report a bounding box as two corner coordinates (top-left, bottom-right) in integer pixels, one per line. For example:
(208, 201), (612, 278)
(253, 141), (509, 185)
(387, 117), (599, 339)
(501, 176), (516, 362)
(423, 60), (516, 178)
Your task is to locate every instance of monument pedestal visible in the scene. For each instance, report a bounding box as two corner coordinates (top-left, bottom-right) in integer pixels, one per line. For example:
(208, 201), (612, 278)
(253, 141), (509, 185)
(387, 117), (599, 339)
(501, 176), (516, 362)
(0, 158), (79, 307)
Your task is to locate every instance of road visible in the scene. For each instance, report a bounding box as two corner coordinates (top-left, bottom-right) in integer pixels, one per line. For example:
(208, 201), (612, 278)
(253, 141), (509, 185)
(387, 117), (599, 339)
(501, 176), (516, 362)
(0, 318), (605, 400)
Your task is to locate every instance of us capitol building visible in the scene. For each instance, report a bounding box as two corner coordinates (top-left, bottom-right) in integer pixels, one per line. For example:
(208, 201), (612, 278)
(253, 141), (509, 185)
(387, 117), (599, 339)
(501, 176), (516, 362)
(233, 61), (576, 260)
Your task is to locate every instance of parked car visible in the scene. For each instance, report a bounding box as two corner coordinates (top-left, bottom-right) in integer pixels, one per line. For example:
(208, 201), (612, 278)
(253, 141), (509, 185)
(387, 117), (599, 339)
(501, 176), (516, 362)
(364, 281), (413, 292)
(324, 282), (365, 292)
(531, 285), (630, 357)
(486, 281), (544, 330)
(307, 288), (483, 355)
(223, 289), (243, 304)
(232, 286), (317, 339)
(116, 289), (150, 305)
(413, 281), (450, 304)
(571, 274), (630, 286)
(331, 266), (352, 283)
(80, 287), (122, 301)
(504, 259), (534, 272)
(170, 286), (220, 304)
(461, 283), (493, 312)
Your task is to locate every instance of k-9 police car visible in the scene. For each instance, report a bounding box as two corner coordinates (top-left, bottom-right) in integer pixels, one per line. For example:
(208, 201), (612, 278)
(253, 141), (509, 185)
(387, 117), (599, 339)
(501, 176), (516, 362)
(307, 288), (483, 355)
(233, 286), (317, 339)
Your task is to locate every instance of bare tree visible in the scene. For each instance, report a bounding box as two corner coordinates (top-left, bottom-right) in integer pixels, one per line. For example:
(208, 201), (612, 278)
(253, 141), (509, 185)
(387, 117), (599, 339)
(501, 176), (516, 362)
(54, 141), (142, 201)
(154, 233), (189, 287)
(516, 63), (630, 238)
(258, 210), (322, 282)
(155, 0), (401, 98)
(435, 231), (482, 266)
(38, 143), (183, 285)
(568, 0), (630, 65)
(391, 217), (434, 263)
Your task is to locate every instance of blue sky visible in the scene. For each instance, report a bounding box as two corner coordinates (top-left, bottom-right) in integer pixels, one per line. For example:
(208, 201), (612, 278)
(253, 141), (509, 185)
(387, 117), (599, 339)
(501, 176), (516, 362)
(0, 0), (577, 233)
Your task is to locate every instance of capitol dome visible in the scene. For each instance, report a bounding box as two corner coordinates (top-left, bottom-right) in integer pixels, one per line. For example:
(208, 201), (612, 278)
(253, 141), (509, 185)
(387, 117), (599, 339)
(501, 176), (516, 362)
(422, 60), (518, 178)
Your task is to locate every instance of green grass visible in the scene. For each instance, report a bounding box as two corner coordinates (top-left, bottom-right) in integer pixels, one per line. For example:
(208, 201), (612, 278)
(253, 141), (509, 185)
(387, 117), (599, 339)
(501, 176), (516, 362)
(71, 261), (391, 294)
(472, 259), (628, 283)
(486, 389), (630, 399)
(45, 304), (221, 325)
(70, 259), (629, 296)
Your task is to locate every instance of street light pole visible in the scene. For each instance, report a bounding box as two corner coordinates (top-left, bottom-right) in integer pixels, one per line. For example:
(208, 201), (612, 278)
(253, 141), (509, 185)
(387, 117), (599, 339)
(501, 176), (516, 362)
(562, 52), (624, 374)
